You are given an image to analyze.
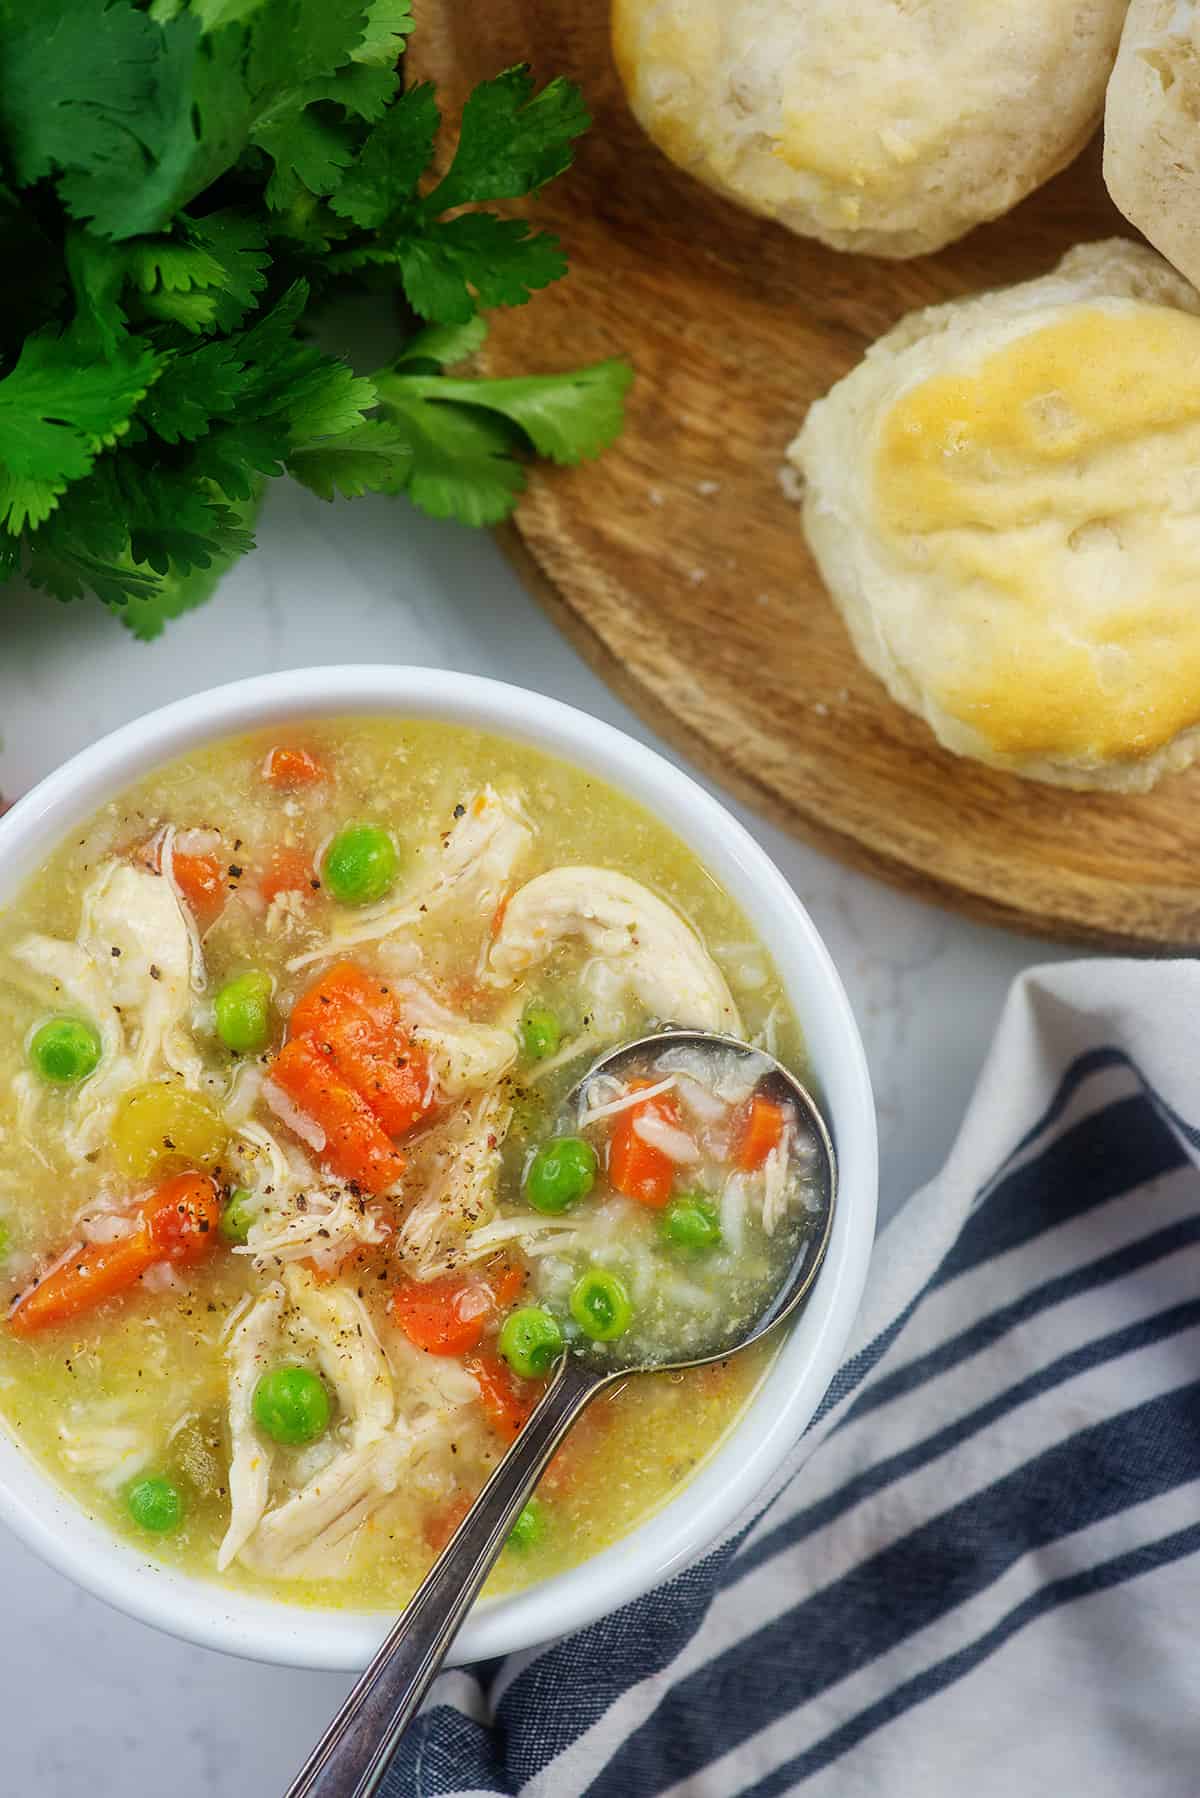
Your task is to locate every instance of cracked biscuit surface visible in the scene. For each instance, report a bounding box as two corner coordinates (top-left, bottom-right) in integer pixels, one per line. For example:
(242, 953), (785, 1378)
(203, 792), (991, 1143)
(790, 241), (1200, 791)
(612, 0), (1129, 257)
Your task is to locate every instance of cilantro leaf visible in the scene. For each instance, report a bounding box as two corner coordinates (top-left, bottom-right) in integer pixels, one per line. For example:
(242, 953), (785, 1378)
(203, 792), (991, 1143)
(287, 420), (412, 500)
(396, 213), (567, 324)
(352, 0), (414, 66)
(182, 210), (270, 331)
(382, 390), (526, 525)
(426, 66), (589, 212)
(0, 327), (161, 531)
(392, 316), (488, 371)
(328, 83), (439, 230)
(382, 359), (634, 465)
(254, 107), (356, 211)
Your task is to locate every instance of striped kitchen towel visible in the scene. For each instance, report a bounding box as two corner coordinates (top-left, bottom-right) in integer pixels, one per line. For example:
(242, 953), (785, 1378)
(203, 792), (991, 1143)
(384, 961), (1200, 1797)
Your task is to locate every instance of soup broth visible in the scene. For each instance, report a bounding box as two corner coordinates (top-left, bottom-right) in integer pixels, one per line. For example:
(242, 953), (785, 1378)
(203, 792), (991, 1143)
(0, 721), (804, 1608)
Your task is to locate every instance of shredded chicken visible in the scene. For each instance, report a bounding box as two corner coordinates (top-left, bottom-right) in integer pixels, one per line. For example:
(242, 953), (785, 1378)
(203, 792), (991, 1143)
(6, 858), (202, 1160)
(391, 976), (516, 1097)
(486, 867), (741, 1035)
(238, 1180), (390, 1274)
(285, 1268), (393, 1447)
(286, 786), (533, 972)
(761, 1132), (792, 1237)
(394, 1088), (512, 1280)
(218, 1283), (286, 1570)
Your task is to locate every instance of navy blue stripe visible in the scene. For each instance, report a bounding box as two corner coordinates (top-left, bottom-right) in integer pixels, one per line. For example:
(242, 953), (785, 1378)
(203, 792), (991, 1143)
(582, 1380), (1200, 1797)
(935, 1094), (1184, 1287)
(743, 1516), (1200, 1794)
(842, 1213), (1200, 1430)
(400, 1543), (740, 1795)
(809, 1088), (1178, 1438)
(978, 1045), (1134, 1188)
(738, 1292), (1200, 1580)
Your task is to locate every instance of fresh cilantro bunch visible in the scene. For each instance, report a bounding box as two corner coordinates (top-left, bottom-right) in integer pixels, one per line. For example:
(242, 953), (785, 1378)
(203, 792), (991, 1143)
(0, 0), (632, 637)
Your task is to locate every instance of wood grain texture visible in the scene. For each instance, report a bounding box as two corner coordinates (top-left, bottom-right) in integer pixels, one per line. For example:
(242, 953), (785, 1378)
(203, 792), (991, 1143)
(409, 3), (1200, 950)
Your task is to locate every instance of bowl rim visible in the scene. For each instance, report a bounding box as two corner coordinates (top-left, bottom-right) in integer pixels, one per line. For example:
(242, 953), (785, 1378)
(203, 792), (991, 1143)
(0, 665), (877, 1670)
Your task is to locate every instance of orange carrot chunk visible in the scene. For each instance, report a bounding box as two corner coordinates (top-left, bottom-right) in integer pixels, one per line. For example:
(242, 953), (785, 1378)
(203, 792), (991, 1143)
(467, 1348), (535, 1442)
(171, 850), (227, 926)
(289, 961), (436, 1139)
(268, 1037), (406, 1195)
(392, 1274), (494, 1357)
(735, 1095), (787, 1173)
(8, 1172), (220, 1337)
(608, 1086), (683, 1208)
(392, 1258), (527, 1357)
(259, 846), (315, 906)
(263, 745), (327, 788)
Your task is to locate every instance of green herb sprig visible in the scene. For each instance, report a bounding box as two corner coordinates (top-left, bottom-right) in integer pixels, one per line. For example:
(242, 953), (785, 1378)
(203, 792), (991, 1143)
(0, 0), (632, 637)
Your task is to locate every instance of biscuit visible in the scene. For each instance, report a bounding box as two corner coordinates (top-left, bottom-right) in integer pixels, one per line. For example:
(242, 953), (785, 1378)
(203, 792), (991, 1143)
(1105, 1), (1200, 290)
(612, 0), (1128, 257)
(789, 241), (1200, 791)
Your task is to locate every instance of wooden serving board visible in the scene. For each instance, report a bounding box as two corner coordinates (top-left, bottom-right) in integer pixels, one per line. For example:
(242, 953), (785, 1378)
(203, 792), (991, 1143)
(409, 4), (1200, 950)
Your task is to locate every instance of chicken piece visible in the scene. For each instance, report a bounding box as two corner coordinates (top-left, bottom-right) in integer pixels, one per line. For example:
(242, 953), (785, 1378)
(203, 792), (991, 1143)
(7, 859), (200, 1161)
(486, 867), (741, 1035)
(239, 1177), (390, 1275)
(391, 977), (516, 1097)
(218, 1283), (286, 1570)
(286, 786), (532, 972)
(284, 1267), (393, 1446)
(80, 860), (200, 1084)
(394, 1089), (512, 1280)
(238, 1418), (448, 1580)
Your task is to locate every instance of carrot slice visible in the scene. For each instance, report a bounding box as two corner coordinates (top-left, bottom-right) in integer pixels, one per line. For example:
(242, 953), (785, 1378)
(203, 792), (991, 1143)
(8, 1172), (220, 1337)
(263, 745), (327, 788)
(392, 1258), (528, 1357)
(290, 961), (436, 1139)
(392, 1274), (493, 1357)
(735, 1095), (787, 1173)
(467, 1348), (536, 1442)
(259, 846), (315, 906)
(171, 850), (227, 926)
(268, 1038), (406, 1195)
(608, 1085), (685, 1208)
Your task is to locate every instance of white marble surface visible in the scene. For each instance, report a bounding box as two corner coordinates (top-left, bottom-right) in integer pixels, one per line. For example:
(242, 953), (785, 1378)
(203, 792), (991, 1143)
(0, 483), (1071, 1794)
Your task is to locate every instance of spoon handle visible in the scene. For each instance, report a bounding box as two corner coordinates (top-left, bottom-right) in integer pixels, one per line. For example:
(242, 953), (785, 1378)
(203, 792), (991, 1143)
(284, 1354), (604, 1798)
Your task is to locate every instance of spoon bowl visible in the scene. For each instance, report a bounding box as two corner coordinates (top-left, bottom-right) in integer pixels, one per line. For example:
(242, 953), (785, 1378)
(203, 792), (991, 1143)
(566, 1027), (836, 1369)
(285, 1028), (838, 1798)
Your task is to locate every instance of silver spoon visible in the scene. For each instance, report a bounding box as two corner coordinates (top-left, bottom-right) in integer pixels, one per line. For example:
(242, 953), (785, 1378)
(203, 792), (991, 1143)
(284, 1029), (836, 1798)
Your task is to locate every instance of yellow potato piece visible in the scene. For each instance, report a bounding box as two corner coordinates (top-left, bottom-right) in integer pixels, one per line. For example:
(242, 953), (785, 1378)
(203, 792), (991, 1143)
(111, 1082), (229, 1179)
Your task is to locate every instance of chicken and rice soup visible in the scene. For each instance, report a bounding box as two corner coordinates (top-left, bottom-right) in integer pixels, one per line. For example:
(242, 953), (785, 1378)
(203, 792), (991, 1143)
(0, 721), (812, 1606)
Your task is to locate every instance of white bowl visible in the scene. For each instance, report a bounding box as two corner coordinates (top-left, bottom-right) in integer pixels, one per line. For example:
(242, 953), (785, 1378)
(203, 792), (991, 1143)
(0, 666), (876, 1670)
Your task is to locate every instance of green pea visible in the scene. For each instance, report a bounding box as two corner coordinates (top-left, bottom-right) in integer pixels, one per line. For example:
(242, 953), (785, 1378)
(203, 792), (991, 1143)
(524, 1137), (597, 1215)
(126, 1474), (184, 1534)
(520, 1005), (560, 1063)
(253, 1365), (331, 1446)
(507, 1499), (546, 1551)
(28, 1016), (102, 1085)
(569, 1268), (634, 1342)
(323, 823), (398, 907)
(219, 1187), (258, 1246)
(214, 971), (273, 1055)
(661, 1194), (722, 1255)
(497, 1307), (564, 1379)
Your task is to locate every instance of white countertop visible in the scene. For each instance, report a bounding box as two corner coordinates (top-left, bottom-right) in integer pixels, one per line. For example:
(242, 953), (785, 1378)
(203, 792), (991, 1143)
(0, 483), (1071, 1793)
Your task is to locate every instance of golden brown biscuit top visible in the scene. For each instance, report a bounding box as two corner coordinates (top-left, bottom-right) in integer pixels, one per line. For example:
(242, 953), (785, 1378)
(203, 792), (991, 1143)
(873, 305), (1200, 762)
